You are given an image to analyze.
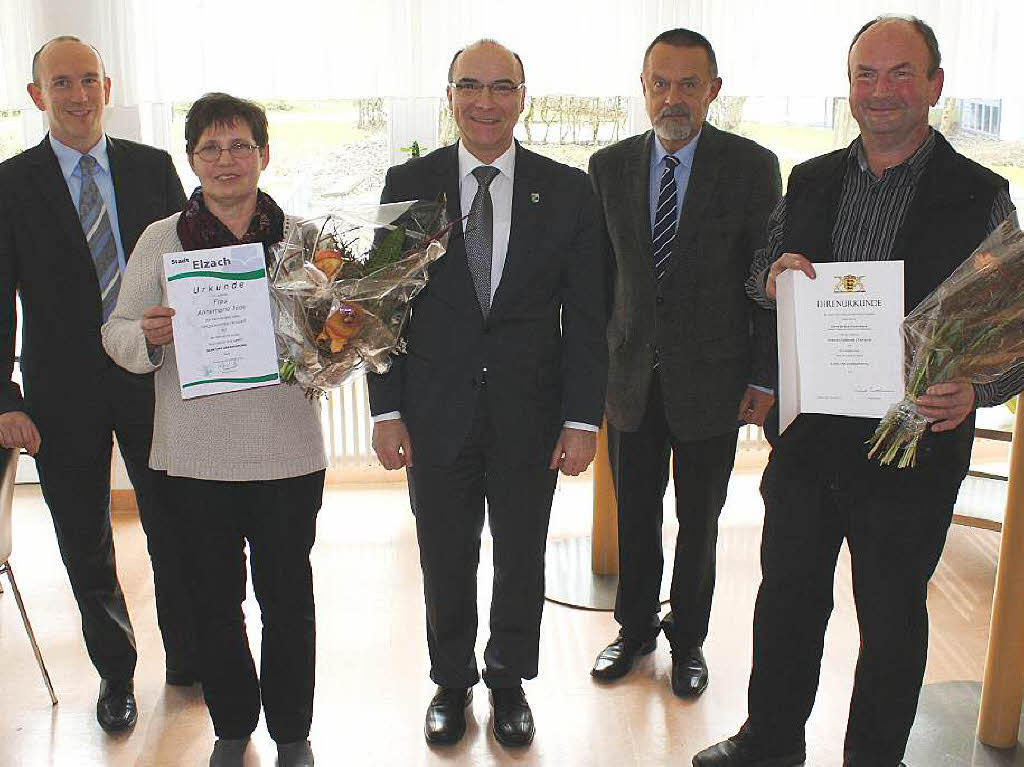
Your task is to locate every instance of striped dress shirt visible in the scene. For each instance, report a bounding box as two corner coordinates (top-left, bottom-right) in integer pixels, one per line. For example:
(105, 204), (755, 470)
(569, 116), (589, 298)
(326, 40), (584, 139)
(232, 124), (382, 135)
(747, 130), (1020, 408)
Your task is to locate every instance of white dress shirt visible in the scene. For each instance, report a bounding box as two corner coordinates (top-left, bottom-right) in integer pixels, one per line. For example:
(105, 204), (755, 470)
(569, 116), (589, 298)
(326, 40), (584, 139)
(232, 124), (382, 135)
(374, 141), (597, 433)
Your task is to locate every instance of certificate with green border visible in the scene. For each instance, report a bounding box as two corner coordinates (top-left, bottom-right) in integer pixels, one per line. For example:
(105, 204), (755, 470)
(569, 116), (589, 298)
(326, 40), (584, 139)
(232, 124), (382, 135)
(164, 243), (280, 399)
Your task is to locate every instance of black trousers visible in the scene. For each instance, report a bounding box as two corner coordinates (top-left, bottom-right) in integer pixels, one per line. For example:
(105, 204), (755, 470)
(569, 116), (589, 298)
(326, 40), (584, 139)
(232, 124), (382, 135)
(608, 374), (738, 647)
(742, 446), (960, 766)
(33, 366), (195, 681)
(167, 470), (324, 744)
(407, 395), (558, 690)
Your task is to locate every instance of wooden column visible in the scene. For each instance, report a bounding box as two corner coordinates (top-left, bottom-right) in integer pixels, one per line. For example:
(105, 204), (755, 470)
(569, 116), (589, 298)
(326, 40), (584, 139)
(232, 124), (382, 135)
(979, 403), (1024, 746)
(591, 421), (618, 575)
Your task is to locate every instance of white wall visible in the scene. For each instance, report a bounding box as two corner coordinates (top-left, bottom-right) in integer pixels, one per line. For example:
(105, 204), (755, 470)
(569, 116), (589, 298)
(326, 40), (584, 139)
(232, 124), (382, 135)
(1002, 98), (1024, 142)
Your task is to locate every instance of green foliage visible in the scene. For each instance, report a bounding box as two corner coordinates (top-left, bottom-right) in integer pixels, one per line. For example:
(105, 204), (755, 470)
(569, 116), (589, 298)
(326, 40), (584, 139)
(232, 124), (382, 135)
(363, 225), (406, 274)
(279, 358), (296, 383)
(400, 140), (425, 158)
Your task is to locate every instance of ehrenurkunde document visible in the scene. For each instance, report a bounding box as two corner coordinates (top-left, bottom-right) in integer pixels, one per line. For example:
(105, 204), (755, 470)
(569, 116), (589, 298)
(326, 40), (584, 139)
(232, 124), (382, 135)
(777, 261), (904, 433)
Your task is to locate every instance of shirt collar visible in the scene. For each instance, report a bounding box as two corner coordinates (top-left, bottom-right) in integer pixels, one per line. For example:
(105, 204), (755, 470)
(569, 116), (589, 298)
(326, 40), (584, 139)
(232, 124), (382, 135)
(49, 133), (109, 183)
(458, 141), (516, 184)
(652, 128), (702, 169)
(849, 128), (935, 184)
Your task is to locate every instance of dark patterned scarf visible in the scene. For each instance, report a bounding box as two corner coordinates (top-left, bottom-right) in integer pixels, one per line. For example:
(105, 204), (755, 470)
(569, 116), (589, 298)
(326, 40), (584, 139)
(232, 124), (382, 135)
(176, 187), (285, 260)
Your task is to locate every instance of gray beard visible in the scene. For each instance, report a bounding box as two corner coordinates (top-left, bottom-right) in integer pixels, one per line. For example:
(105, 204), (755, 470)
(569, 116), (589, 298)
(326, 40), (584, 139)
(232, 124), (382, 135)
(654, 115), (695, 143)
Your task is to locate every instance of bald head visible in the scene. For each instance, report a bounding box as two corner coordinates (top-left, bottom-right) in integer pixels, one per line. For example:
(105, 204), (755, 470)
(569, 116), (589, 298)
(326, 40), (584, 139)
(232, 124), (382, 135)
(848, 15), (940, 79)
(32, 36), (106, 84)
(448, 39), (525, 85)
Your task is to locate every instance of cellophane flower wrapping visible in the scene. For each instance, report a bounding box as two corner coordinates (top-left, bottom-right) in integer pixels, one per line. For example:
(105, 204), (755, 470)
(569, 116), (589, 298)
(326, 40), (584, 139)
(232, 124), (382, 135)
(269, 200), (450, 393)
(867, 216), (1024, 467)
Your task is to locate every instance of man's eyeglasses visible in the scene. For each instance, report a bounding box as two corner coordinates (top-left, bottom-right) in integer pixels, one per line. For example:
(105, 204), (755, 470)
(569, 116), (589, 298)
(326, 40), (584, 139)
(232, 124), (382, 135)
(449, 80), (524, 98)
(193, 142), (261, 162)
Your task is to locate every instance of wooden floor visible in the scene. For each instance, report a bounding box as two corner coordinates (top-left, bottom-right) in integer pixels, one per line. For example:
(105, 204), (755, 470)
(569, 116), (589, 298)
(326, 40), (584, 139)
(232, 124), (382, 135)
(0, 464), (1002, 766)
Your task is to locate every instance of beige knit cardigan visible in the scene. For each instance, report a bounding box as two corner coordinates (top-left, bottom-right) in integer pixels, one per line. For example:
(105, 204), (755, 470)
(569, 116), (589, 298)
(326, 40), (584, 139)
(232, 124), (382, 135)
(102, 213), (328, 481)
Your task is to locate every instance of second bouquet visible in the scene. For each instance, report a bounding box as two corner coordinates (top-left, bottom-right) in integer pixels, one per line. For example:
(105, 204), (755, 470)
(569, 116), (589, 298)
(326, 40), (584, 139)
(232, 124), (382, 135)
(269, 199), (451, 393)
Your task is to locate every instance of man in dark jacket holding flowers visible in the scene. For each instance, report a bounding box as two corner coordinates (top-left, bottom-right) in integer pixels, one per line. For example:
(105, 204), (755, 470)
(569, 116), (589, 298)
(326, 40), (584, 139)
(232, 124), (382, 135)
(368, 39), (607, 749)
(694, 15), (1018, 767)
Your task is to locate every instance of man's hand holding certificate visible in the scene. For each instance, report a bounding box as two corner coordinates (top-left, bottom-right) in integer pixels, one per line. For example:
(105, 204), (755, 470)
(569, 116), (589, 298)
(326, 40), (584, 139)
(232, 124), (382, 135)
(163, 243), (280, 399)
(775, 258), (904, 433)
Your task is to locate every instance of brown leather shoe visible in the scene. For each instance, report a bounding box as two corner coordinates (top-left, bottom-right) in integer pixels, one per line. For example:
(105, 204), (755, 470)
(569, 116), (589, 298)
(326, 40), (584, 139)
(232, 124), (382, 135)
(591, 632), (657, 680)
(424, 686), (472, 745)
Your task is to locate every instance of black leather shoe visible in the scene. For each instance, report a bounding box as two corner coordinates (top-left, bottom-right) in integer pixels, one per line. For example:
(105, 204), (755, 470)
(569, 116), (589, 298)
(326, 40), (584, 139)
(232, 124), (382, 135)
(671, 645), (709, 697)
(277, 739), (314, 767)
(591, 632), (657, 680)
(209, 738), (248, 767)
(490, 686), (535, 747)
(424, 686), (472, 745)
(97, 678), (138, 733)
(692, 732), (805, 766)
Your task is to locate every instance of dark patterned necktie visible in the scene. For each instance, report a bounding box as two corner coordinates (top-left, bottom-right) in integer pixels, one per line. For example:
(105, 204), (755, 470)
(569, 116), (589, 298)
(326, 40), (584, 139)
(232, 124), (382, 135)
(652, 154), (680, 281)
(465, 165), (500, 317)
(78, 155), (121, 321)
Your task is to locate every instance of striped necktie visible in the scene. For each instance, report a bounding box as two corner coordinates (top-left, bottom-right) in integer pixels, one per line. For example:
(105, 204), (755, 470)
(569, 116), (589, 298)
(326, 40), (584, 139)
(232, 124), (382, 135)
(78, 154), (121, 321)
(465, 165), (500, 317)
(652, 154), (680, 281)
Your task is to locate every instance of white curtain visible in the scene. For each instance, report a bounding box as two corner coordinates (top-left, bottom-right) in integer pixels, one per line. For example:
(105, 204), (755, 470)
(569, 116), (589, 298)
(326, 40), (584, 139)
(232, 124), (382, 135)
(0, 0), (1019, 107)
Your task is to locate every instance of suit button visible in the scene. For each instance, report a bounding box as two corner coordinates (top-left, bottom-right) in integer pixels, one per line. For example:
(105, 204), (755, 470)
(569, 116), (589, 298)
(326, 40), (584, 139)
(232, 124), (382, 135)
(482, 326), (490, 335)
(656, 296), (664, 306)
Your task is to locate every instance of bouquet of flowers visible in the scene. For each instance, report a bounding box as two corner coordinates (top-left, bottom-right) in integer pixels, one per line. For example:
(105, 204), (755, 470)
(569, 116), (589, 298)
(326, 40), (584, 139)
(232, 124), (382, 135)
(269, 199), (450, 393)
(867, 217), (1024, 467)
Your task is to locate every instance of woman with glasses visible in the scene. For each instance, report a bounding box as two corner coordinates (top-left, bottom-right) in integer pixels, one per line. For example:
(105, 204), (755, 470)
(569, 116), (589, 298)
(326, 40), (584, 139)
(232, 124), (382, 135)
(101, 92), (325, 767)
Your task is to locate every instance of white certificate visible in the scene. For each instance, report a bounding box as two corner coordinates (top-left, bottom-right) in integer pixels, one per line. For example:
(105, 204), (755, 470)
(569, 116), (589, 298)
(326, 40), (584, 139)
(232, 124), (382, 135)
(164, 243), (280, 399)
(777, 260), (904, 433)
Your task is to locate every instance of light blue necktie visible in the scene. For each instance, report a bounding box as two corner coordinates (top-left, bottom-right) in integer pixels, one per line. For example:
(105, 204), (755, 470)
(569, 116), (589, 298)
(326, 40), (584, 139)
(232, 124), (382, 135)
(78, 154), (121, 321)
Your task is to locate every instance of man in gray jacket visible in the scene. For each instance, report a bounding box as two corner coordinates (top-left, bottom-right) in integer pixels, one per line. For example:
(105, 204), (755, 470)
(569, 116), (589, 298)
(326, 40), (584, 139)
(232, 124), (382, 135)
(588, 28), (780, 697)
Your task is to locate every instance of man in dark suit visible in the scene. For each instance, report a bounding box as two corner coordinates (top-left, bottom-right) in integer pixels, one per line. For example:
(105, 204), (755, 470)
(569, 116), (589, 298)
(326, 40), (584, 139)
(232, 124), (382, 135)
(694, 16), (1017, 767)
(369, 39), (606, 748)
(588, 29), (780, 697)
(0, 36), (193, 732)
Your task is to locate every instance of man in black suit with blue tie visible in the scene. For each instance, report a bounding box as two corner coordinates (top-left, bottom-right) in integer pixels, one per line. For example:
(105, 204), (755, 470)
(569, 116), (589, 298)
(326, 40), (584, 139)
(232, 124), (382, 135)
(0, 36), (193, 732)
(369, 39), (607, 749)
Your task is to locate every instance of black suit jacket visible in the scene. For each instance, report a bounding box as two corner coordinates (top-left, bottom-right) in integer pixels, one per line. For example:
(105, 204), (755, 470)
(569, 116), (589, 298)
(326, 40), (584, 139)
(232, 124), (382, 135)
(0, 135), (186, 452)
(589, 124), (781, 440)
(367, 141), (608, 467)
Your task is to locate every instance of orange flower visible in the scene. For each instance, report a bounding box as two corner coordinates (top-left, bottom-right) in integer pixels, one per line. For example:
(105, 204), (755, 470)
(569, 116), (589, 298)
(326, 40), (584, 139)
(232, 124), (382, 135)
(312, 249), (343, 280)
(315, 303), (366, 353)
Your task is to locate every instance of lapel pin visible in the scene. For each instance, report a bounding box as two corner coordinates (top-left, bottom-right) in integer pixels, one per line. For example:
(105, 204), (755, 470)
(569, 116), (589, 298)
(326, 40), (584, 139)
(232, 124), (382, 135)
(530, 192), (540, 203)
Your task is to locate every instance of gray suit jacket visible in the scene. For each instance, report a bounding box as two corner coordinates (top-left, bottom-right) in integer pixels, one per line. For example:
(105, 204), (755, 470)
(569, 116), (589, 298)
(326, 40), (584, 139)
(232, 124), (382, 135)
(589, 123), (781, 440)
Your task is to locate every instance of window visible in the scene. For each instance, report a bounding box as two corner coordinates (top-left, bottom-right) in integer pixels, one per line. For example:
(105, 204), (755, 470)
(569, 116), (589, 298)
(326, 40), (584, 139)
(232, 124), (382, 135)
(0, 110), (21, 162)
(169, 99), (389, 215)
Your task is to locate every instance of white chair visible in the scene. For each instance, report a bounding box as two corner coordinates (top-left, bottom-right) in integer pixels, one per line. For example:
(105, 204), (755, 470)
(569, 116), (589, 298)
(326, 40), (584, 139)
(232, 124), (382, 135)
(0, 447), (57, 705)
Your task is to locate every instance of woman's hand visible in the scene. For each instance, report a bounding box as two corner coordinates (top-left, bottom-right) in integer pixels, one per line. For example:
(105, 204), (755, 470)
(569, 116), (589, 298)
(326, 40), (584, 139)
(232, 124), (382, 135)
(141, 306), (175, 346)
